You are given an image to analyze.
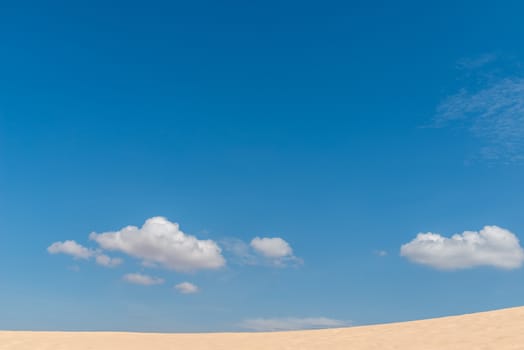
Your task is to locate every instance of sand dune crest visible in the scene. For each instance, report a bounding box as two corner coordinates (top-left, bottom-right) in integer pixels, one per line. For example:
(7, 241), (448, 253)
(1, 306), (524, 349)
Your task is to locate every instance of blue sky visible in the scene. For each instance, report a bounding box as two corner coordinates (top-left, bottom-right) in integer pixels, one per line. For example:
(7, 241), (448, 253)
(1, 0), (524, 332)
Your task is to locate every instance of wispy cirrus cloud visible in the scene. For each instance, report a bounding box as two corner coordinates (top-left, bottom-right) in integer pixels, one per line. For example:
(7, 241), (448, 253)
(434, 55), (524, 163)
(456, 53), (497, 70)
(435, 78), (524, 162)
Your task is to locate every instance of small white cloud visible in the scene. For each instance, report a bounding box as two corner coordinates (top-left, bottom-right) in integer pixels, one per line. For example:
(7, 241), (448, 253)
(95, 254), (123, 267)
(240, 317), (350, 332)
(90, 217), (225, 272)
(250, 237), (293, 258)
(48, 240), (124, 269)
(249, 237), (302, 267)
(123, 273), (164, 286)
(401, 225), (524, 270)
(174, 282), (199, 294)
(47, 240), (94, 259)
(223, 237), (302, 267)
(374, 250), (387, 257)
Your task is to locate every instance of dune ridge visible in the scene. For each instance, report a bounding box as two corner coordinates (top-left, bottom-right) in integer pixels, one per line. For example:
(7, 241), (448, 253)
(1, 306), (524, 349)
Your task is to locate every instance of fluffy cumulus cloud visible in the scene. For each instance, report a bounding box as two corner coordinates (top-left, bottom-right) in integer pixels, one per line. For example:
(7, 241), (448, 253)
(401, 225), (524, 270)
(89, 217), (225, 272)
(240, 317), (350, 332)
(47, 240), (94, 259)
(123, 273), (164, 286)
(174, 282), (199, 294)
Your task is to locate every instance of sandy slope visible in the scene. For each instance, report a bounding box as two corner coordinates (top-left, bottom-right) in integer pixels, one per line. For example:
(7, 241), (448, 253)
(1, 306), (524, 349)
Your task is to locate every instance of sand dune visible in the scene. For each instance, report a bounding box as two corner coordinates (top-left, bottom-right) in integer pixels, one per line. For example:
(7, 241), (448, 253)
(1, 306), (524, 349)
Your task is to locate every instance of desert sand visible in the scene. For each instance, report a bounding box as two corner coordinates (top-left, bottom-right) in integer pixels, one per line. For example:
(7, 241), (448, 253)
(1, 306), (523, 349)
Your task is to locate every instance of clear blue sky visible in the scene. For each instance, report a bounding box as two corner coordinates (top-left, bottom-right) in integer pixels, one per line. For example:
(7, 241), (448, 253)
(1, 0), (524, 332)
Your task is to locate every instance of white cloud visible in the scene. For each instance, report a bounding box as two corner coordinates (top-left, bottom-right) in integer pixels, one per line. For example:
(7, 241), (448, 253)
(47, 240), (94, 259)
(250, 237), (293, 258)
(47, 240), (123, 268)
(222, 237), (302, 267)
(174, 282), (199, 294)
(240, 317), (350, 332)
(401, 225), (524, 270)
(89, 217), (225, 272)
(244, 237), (302, 266)
(374, 250), (387, 257)
(95, 254), (123, 267)
(123, 273), (165, 286)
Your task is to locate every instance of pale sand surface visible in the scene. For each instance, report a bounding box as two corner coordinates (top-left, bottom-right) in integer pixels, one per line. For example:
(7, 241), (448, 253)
(2, 306), (524, 349)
